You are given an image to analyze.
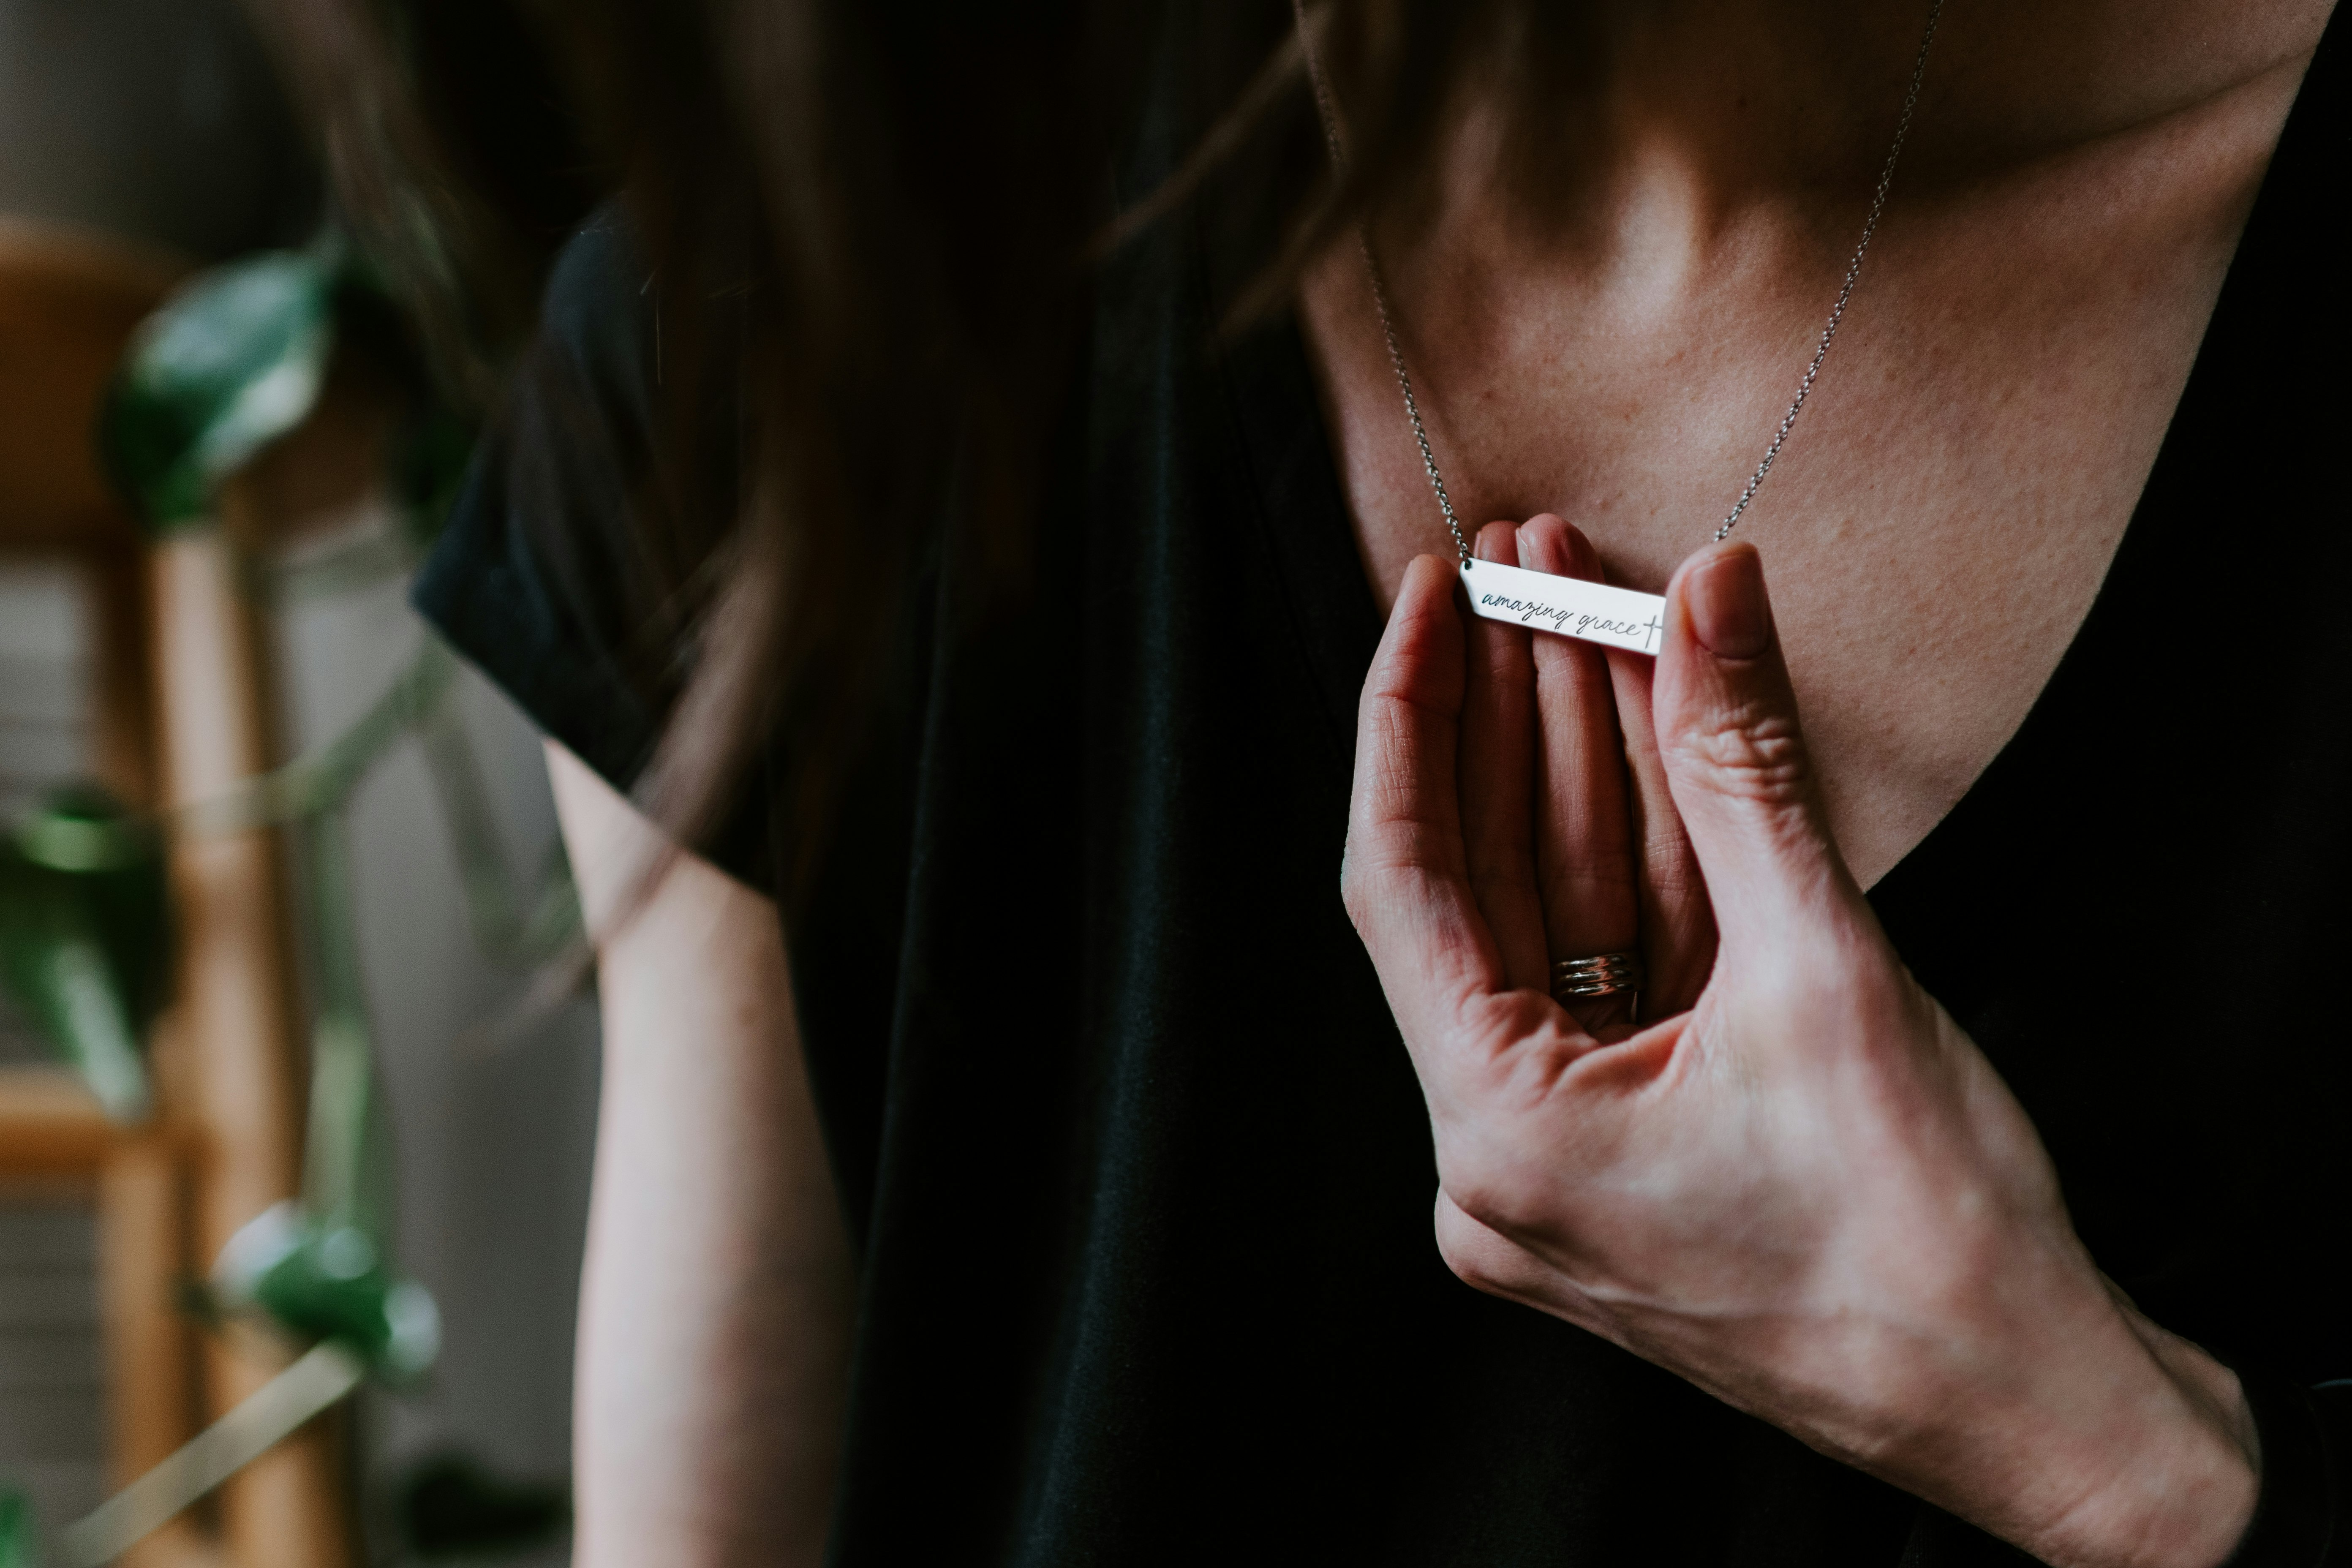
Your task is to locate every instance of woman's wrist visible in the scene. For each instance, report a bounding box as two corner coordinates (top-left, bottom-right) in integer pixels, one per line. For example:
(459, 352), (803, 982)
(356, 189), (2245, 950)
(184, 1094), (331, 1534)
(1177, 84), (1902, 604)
(1835, 1245), (2258, 1568)
(2021, 1305), (2259, 1568)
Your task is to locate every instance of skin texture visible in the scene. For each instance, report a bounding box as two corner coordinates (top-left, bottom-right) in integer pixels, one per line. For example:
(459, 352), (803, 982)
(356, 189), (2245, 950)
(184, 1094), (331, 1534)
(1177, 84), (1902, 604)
(1345, 526), (2259, 1566)
(549, 744), (852, 1567)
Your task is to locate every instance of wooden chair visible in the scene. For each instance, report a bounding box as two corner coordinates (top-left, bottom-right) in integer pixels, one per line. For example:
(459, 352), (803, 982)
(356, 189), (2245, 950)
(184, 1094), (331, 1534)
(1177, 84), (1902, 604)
(0, 216), (351, 1568)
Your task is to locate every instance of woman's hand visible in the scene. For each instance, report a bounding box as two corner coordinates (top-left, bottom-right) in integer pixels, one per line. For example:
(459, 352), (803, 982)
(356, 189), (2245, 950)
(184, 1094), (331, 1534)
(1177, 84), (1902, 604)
(1343, 519), (2259, 1568)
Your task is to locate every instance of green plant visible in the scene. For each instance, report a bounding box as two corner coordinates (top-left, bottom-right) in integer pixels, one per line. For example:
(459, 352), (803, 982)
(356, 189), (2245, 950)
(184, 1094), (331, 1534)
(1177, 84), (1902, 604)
(0, 787), (168, 1122)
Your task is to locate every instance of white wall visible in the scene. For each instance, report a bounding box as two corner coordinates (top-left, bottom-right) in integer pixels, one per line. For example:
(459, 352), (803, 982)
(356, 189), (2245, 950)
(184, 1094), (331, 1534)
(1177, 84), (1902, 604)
(270, 511), (596, 1563)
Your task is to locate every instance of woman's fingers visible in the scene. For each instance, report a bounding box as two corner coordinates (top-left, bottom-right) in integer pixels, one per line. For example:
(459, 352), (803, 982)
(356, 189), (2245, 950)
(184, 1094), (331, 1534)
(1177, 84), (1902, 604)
(1343, 554), (1516, 1053)
(1650, 543), (1864, 966)
(1606, 652), (1716, 1016)
(1458, 522), (1551, 993)
(1517, 515), (1642, 1030)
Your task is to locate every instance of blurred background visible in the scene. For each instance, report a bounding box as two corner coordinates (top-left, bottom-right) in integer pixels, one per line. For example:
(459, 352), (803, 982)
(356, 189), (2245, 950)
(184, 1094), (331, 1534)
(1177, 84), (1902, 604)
(0, 1), (597, 1563)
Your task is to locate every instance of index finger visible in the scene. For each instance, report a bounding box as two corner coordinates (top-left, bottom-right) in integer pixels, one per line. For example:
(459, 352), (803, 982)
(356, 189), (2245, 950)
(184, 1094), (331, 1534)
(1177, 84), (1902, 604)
(1344, 554), (1515, 1053)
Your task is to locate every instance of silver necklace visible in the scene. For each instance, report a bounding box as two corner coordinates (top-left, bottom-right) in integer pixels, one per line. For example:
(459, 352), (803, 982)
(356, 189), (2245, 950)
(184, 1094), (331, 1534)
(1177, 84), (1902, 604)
(1295, 0), (1945, 653)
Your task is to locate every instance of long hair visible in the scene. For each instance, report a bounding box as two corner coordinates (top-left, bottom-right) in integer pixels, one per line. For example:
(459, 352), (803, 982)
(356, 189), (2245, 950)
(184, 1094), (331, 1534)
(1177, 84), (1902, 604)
(237, 0), (1542, 904)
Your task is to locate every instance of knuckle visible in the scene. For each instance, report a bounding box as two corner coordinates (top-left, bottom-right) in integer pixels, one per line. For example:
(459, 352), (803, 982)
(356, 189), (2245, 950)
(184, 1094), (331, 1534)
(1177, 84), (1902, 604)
(1665, 699), (1811, 807)
(1440, 1154), (1548, 1248)
(1338, 856), (1376, 933)
(1339, 873), (1381, 942)
(1435, 1226), (1507, 1293)
(1337, 845), (1420, 935)
(1447, 1182), (1519, 1247)
(1431, 1189), (1533, 1297)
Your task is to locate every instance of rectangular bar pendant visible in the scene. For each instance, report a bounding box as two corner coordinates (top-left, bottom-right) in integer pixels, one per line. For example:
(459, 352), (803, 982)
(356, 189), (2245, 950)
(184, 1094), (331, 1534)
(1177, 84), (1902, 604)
(1461, 559), (1667, 655)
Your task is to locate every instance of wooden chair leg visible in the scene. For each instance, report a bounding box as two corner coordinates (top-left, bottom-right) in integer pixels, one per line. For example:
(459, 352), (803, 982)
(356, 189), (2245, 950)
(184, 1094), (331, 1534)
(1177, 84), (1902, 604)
(95, 1135), (217, 1568)
(148, 520), (353, 1568)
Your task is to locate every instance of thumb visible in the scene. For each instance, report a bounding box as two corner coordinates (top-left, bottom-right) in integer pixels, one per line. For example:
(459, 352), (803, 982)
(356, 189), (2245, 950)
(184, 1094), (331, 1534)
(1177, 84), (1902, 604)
(1651, 542), (1861, 958)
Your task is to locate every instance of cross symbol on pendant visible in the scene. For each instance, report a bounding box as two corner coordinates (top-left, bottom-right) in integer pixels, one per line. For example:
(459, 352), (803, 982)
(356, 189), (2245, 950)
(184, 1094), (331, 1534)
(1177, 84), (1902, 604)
(1642, 614), (1664, 653)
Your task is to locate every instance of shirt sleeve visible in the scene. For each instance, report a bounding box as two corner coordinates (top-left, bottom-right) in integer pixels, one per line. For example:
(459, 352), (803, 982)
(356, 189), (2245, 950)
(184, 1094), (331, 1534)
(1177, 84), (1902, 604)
(410, 204), (776, 892)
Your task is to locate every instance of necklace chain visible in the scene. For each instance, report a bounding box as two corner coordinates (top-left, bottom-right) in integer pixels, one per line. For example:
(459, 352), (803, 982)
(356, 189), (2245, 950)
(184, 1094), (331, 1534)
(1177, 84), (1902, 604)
(1293, 0), (1946, 564)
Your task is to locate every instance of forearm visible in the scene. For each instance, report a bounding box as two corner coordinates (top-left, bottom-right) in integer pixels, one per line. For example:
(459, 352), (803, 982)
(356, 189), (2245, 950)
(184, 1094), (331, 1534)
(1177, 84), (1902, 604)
(552, 744), (855, 1568)
(1889, 1276), (2257, 1568)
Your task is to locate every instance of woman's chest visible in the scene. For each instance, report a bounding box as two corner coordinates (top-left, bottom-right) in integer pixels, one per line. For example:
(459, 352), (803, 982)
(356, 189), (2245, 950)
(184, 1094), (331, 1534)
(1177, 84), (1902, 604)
(1297, 68), (2302, 886)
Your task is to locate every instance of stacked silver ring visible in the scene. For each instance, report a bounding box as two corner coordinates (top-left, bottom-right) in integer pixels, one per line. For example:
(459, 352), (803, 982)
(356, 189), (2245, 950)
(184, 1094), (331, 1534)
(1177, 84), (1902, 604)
(1550, 952), (1644, 1001)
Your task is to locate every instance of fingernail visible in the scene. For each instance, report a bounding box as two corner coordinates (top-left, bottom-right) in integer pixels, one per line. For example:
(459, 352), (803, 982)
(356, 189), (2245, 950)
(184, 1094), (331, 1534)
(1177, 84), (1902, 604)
(1687, 549), (1770, 659)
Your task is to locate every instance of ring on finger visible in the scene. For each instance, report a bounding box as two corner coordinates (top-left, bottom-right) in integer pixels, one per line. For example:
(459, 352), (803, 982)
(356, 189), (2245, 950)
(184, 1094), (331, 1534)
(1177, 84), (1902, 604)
(1551, 952), (1643, 1003)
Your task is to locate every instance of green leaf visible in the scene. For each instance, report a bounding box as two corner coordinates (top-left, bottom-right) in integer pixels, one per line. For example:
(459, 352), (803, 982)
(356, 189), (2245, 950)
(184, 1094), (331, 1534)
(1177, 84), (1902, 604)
(0, 788), (169, 1122)
(0, 933), (150, 1122)
(212, 1203), (441, 1380)
(99, 250), (337, 531)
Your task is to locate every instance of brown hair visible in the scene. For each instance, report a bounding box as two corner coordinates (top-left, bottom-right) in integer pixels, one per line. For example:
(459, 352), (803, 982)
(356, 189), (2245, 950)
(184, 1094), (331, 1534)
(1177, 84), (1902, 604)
(238, 0), (1552, 903)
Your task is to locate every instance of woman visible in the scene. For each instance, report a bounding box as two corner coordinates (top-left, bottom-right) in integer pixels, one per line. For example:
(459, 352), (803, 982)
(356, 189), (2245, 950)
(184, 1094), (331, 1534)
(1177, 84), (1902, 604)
(363, 0), (2344, 1559)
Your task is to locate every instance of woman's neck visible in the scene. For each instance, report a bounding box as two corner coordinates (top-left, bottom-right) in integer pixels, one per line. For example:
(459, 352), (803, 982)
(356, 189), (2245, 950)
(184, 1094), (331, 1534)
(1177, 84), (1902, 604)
(1402, 0), (2330, 278)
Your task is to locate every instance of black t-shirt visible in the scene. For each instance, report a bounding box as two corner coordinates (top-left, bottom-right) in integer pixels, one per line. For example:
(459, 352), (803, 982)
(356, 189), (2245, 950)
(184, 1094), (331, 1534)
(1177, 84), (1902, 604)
(416, 12), (2351, 1563)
